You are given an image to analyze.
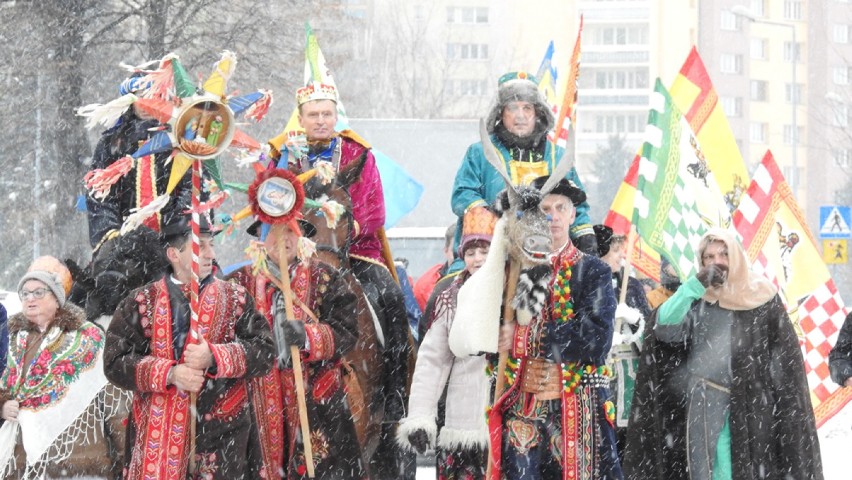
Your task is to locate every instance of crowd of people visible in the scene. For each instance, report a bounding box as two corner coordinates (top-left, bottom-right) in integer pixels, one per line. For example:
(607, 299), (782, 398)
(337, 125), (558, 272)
(0, 62), (845, 480)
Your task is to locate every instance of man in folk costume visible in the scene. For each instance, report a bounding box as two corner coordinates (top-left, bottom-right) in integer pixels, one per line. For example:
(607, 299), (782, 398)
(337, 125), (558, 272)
(230, 217), (367, 480)
(269, 82), (414, 478)
(103, 213), (275, 479)
(623, 229), (823, 480)
(451, 71), (598, 272)
(492, 176), (622, 479)
(593, 224), (650, 461)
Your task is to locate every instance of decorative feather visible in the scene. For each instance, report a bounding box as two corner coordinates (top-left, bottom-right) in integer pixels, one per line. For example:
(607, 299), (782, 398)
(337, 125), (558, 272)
(297, 237), (317, 266)
(83, 156), (134, 199)
(285, 132), (308, 160)
(186, 190), (228, 215)
(77, 93), (138, 130)
(120, 194), (170, 235)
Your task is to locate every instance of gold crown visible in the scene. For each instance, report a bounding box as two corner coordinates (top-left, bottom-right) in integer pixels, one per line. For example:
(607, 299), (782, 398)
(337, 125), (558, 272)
(296, 82), (338, 105)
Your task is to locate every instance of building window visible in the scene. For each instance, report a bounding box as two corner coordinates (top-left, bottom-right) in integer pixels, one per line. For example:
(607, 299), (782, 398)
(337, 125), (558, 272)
(721, 96), (743, 117)
(720, 54), (743, 74)
(834, 149), (851, 168)
(721, 10), (742, 31)
(447, 43), (489, 60)
(750, 122), (767, 143)
(783, 125), (802, 144)
(447, 6), (489, 24)
(834, 24), (850, 44)
(783, 42), (801, 62)
(590, 69), (649, 89)
(833, 67), (850, 85)
(750, 38), (767, 59)
(587, 25), (649, 46)
(785, 83), (803, 104)
(750, 0), (766, 15)
(750, 80), (768, 101)
(783, 0), (803, 20)
(831, 103), (849, 127)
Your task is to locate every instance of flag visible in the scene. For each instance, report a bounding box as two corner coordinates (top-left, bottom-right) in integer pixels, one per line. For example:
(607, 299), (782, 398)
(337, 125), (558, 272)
(276, 23), (422, 226)
(536, 41), (559, 115)
(373, 149), (423, 228)
(733, 150), (851, 427)
(632, 79), (731, 279)
(552, 15), (582, 149)
(606, 46), (749, 281)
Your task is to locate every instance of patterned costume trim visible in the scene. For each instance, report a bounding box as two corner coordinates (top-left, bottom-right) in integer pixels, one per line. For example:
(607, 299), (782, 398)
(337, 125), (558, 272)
(304, 323), (335, 362)
(134, 356), (174, 393)
(5, 324), (104, 411)
(206, 382), (248, 422)
(209, 343), (247, 378)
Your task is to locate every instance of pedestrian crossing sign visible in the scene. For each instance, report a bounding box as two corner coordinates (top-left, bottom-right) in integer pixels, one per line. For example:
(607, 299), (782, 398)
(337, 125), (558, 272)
(823, 239), (847, 264)
(819, 206), (852, 239)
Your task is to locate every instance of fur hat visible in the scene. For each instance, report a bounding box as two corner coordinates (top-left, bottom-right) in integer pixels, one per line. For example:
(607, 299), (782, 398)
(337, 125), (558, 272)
(485, 71), (554, 135)
(460, 208), (498, 256)
(17, 256), (72, 307)
(530, 175), (586, 206)
(594, 224), (615, 257)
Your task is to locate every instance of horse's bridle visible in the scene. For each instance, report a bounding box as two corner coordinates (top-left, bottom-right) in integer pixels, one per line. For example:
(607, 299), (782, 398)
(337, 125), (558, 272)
(310, 187), (355, 266)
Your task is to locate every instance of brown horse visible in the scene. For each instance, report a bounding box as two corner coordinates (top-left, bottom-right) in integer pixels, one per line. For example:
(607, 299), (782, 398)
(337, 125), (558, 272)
(301, 160), (386, 462)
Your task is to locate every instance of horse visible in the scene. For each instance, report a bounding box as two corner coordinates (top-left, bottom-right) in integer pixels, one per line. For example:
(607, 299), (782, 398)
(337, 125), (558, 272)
(300, 156), (388, 464)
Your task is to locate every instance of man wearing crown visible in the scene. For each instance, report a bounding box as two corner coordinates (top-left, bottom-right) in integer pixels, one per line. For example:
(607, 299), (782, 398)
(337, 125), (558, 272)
(451, 72), (598, 273)
(269, 81), (415, 479)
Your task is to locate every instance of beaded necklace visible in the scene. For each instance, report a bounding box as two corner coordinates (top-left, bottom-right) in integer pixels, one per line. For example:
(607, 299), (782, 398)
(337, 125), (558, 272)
(551, 245), (582, 324)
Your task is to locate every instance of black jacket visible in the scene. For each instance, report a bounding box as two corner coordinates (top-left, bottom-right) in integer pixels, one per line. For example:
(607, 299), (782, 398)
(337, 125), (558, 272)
(829, 311), (852, 386)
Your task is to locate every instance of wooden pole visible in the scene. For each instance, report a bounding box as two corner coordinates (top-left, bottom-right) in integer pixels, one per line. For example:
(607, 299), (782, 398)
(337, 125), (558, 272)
(487, 259), (520, 479)
(273, 225), (315, 478)
(615, 226), (637, 334)
(377, 227), (400, 285)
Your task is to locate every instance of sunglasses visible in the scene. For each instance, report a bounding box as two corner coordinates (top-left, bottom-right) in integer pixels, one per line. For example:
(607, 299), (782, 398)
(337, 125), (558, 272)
(19, 288), (52, 301)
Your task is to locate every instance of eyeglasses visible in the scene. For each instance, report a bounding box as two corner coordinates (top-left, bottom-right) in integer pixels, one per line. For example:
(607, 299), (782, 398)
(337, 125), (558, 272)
(19, 288), (51, 301)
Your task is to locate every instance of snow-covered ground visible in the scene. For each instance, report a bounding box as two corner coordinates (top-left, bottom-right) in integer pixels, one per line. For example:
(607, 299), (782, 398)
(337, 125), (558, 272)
(414, 403), (852, 479)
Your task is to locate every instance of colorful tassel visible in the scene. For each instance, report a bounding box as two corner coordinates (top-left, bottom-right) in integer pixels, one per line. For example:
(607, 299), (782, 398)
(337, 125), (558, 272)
(298, 237), (317, 266)
(314, 161), (336, 184)
(83, 156), (134, 199)
(320, 200), (345, 229)
(120, 194), (170, 235)
(77, 93), (138, 130)
(186, 190), (229, 215)
(245, 240), (270, 276)
(243, 89), (273, 122)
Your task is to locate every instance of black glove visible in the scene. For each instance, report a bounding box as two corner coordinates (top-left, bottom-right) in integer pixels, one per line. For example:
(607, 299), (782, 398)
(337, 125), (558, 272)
(281, 320), (307, 349)
(408, 429), (430, 454)
(574, 233), (599, 256)
(696, 264), (728, 288)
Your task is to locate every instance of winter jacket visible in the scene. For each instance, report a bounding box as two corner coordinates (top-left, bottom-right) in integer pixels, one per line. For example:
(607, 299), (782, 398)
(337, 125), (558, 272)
(829, 311), (852, 386)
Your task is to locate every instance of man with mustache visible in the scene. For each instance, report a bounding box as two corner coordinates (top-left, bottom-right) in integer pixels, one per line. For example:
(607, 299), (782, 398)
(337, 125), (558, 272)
(450, 71), (597, 274)
(624, 229), (823, 480)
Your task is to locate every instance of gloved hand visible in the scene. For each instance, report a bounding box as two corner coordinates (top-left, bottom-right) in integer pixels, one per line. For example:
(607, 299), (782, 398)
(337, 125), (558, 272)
(615, 303), (643, 325)
(696, 264), (728, 288)
(574, 233), (599, 256)
(281, 320), (307, 349)
(408, 429), (430, 454)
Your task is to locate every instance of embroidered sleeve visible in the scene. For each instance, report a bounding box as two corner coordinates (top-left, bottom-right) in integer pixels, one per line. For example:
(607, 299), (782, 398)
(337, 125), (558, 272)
(135, 356), (176, 392)
(208, 343), (248, 378)
(303, 323), (336, 362)
(512, 324), (530, 358)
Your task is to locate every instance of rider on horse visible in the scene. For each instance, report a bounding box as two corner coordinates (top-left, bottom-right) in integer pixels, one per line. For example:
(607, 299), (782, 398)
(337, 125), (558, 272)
(268, 80), (415, 479)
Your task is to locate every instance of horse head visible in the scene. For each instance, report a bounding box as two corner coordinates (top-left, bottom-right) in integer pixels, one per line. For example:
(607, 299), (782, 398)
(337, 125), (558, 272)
(301, 151), (368, 268)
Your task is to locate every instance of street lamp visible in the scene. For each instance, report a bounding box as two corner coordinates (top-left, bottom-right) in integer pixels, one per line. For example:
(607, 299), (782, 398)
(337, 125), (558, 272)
(731, 5), (798, 196)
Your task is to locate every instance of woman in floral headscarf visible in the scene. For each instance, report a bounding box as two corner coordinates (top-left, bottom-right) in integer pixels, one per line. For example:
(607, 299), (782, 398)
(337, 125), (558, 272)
(0, 256), (122, 479)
